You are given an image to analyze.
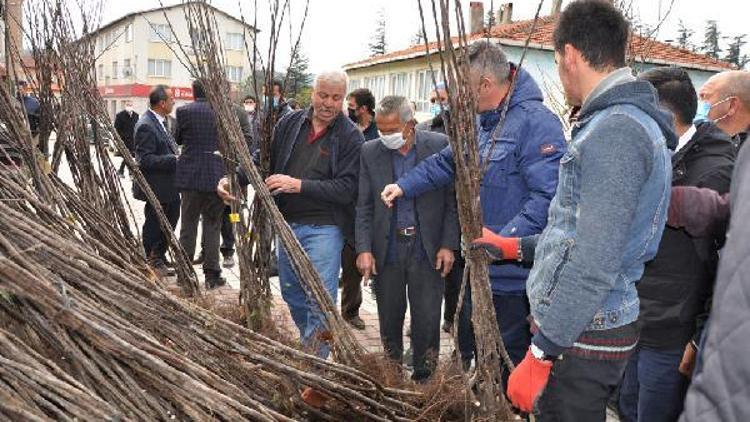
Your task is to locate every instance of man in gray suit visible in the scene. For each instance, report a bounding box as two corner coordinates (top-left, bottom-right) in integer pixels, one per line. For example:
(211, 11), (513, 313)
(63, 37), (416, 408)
(355, 95), (460, 381)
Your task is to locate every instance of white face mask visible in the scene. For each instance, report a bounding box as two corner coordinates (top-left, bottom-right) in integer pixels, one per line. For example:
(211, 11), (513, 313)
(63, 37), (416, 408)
(380, 132), (406, 150)
(244, 104), (256, 113)
(125, 106), (134, 112)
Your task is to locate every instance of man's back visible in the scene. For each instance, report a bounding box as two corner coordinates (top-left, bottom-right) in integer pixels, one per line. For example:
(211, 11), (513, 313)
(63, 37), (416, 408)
(174, 99), (224, 192)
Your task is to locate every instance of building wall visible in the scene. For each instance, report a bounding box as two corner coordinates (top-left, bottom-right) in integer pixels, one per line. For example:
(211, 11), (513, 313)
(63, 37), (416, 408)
(346, 44), (720, 123)
(94, 6), (253, 119)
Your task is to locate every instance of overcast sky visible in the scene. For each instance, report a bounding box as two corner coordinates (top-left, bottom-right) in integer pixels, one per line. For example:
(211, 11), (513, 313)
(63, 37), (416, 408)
(98, 0), (749, 74)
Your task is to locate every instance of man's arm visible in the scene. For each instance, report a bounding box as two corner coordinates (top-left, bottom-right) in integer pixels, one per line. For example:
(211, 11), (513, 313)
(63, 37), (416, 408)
(396, 144), (456, 199)
(174, 108), (185, 146)
(355, 151), (374, 255)
(668, 186), (730, 238)
(114, 113), (126, 139)
(134, 124), (176, 171)
(500, 117), (566, 237)
(533, 114), (656, 356)
(300, 130), (364, 205)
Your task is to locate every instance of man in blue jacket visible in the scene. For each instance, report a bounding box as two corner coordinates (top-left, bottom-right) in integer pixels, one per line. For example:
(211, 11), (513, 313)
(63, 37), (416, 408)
(502, 2), (675, 419)
(381, 40), (566, 380)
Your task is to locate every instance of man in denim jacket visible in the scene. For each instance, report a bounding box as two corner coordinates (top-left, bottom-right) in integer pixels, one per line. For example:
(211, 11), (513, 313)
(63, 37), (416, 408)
(504, 1), (676, 420)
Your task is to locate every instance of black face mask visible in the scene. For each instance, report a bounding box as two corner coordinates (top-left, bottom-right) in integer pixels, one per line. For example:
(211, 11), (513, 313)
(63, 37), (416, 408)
(348, 108), (358, 123)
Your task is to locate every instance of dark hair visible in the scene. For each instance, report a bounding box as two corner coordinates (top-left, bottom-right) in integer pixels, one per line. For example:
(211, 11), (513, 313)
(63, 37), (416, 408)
(244, 95), (256, 102)
(192, 79), (206, 99)
(149, 85), (170, 107)
(638, 66), (697, 125)
(272, 79), (283, 91)
(287, 98), (300, 110)
(349, 88), (376, 115)
(554, 0), (630, 70)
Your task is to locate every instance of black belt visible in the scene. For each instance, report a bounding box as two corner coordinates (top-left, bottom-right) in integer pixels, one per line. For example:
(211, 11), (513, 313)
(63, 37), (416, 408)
(396, 226), (417, 237)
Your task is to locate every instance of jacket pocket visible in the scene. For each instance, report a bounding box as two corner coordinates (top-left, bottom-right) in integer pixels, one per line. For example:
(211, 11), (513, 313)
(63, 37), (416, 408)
(481, 139), (514, 187)
(542, 239), (574, 302)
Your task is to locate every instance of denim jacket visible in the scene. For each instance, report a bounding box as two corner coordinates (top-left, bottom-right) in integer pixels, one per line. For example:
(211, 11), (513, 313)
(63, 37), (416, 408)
(528, 73), (676, 356)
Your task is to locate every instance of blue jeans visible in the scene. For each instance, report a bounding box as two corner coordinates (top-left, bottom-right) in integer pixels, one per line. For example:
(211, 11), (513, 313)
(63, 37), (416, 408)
(277, 224), (344, 358)
(618, 346), (688, 422)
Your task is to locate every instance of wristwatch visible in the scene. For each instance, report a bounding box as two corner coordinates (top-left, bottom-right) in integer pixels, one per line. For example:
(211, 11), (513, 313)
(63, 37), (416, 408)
(531, 343), (558, 362)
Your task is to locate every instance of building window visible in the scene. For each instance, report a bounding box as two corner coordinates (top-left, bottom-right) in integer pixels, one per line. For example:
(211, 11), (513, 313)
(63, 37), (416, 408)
(225, 33), (244, 51)
(98, 64), (104, 80)
(349, 79), (361, 91)
(148, 59), (172, 77)
(363, 75), (386, 103)
(122, 59), (132, 78)
(126, 23), (133, 42)
(415, 69), (437, 113)
(112, 61), (118, 79)
(389, 72), (412, 98)
(149, 23), (173, 43)
(225, 65), (243, 83)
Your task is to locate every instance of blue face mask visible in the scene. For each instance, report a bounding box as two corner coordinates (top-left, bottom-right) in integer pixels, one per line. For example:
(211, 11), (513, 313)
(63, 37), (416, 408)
(430, 103), (441, 117)
(694, 97), (732, 124)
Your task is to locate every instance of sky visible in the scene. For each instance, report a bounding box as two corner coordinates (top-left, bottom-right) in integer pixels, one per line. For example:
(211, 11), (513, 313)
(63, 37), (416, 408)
(97, 0), (749, 74)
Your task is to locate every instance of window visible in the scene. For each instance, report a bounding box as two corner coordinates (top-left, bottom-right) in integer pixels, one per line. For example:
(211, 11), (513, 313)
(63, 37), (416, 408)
(415, 69), (437, 113)
(225, 32), (244, 51)
(363, 75), (386, 103)
(112, 61), (118, 79)
(125, 23), (133, 42)
(389, 72), (412, 97)
(122, 58), (131, 77)
(98, 64), (104, 80)
(147, 59), (172, 77)
(149, 23), (173, 42)
(349, 79), (361, 91)
(225, 65), (244, 83)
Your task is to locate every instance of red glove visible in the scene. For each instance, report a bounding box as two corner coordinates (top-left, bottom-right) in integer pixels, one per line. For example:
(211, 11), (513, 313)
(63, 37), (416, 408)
(507, 349), (553, 413)
(470, 227), (519, 261)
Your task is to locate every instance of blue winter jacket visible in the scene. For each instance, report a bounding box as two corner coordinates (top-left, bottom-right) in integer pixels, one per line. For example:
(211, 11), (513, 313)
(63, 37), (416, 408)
(396, 67), (566, 292)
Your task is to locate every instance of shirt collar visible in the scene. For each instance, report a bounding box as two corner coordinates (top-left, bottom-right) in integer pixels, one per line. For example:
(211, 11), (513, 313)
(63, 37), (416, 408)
(149, 108), (166, 126)
(676, 124), (697, 153)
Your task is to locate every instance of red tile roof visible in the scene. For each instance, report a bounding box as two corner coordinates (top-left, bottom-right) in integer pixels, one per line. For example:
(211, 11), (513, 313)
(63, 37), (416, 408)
(344, 16), (733, 72)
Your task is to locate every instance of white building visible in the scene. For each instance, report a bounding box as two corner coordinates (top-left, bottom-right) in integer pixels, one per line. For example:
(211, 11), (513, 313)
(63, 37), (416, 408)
(90, 2), (256, 119)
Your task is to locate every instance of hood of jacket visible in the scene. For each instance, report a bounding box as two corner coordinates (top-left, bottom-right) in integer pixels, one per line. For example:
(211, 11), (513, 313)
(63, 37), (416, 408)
(479, 65), (544, 131)
(578, 78), (679, 150)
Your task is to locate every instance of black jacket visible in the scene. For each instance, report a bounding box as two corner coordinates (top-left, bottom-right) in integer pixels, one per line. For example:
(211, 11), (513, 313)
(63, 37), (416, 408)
(174, 99), (225, 192)
(414, 111), (448, 135)
(355, 131), (460, 268)
(114, 110), (139, 152)
(133, 110), (179, 203)
(637, 121), (735, 350)
(270, 108), (364, 242)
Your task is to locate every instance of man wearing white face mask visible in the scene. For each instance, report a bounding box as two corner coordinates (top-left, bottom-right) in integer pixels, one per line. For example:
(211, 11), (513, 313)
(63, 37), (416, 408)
(114, 100), (139, 177)
(695, 71), (750, 151)
(355, 95), (460, 382)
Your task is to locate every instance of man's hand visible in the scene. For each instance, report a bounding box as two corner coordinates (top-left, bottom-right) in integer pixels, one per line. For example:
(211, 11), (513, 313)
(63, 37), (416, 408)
(435, 248), (455, 277)
(265, 174), (302, 195)
(679, 342), (697, 377)
(470, 227), (520, 261)
(356, 252), (377, 285)
(380, 184), (404, 208)
(507, 348), (553, 413)
(217, 177), (236, 204)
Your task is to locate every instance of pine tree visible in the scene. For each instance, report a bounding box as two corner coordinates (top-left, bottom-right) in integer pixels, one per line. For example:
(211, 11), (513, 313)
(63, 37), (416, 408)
(369, 9), (387, 56)
(284, 49), (312, 99)
(411, 30), (425, 46)
(724, 34), (749, 69)
(701, 20), (722, 59)
(676, 19), (695, 51)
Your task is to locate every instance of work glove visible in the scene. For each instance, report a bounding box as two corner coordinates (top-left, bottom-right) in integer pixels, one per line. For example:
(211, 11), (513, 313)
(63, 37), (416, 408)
(507, 348), (553, 413)
(470, 227), (519, 261)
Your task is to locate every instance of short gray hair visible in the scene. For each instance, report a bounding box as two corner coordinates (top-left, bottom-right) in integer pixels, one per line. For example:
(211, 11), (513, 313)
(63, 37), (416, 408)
(467, 40), (510, 84)
(376, 95), (414, 123)
(314, 70), (349, 90)
(719, 71), (750, 111)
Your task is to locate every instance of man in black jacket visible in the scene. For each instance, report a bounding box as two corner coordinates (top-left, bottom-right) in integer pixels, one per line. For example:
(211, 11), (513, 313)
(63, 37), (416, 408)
(617, 67), (735, 422)
(133, 85), (178, 277)
(356, 95), (459, 381)
(254, 71), (363, 357)
(114, 100), (139, 177)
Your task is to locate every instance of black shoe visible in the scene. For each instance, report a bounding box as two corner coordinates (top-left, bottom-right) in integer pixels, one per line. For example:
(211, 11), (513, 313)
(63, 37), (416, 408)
(344, 315), (366, 330)
(151, 259), (175, 277)
(222, 255), (235, 269)
(205, 275), (227, 290)
(193, 251), (204, 265)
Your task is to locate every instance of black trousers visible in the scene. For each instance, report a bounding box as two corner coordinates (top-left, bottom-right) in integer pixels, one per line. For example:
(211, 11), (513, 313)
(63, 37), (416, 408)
(536, 325), (637, 422)
(375, 236), (444, 381)
(340, 242), (362, 319)
(220, 205), (235, 257)
(179, 191), (224, 275)
(142, 199), (180, 260)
